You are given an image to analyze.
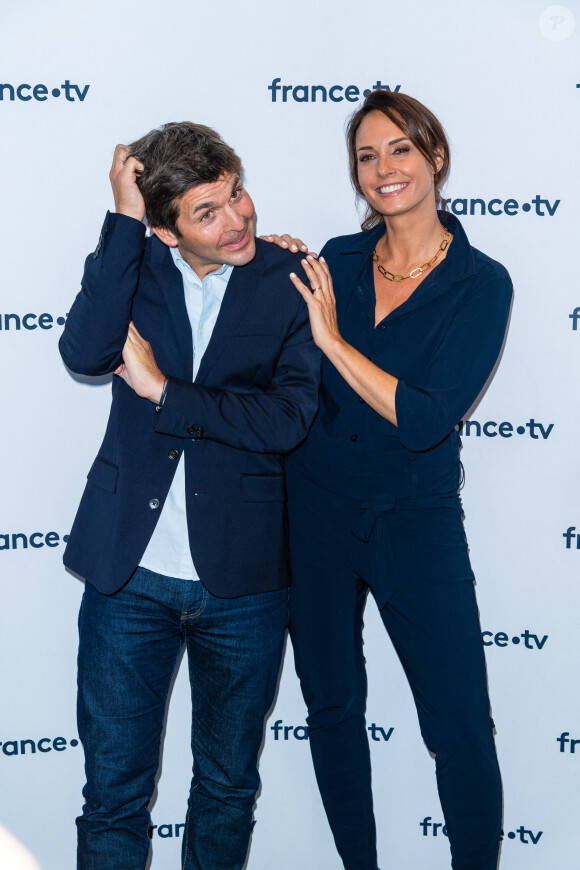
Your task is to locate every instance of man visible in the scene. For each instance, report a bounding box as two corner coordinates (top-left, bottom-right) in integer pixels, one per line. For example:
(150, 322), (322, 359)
(59, 122), (319, 870)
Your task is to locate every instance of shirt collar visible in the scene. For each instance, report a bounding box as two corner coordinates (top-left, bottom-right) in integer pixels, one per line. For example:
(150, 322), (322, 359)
(337, 211), (476, 284)
(170, 247), (233, 297)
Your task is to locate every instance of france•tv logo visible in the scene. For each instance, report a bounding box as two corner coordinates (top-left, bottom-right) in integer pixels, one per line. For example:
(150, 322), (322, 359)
(0, 81), (89, 103)
(556, 732), (580, 754)
(270, 719), (394, 742)
(0, 311), (68, 331)
(482, 629), (548, 650)
(420, 817), (542, 845)
(149, 822), (185, 840)
(0, 735), (79, 757)
(267, 78), (401, 104)
(444, 196), (559, 217)
(459, 418), (553, 440)
(0, 531), (70, 551)
(562, 527), (580, 549)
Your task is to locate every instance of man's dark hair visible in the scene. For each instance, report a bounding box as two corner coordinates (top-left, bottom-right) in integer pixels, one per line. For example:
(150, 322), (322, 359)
(128, 122), (243, 234)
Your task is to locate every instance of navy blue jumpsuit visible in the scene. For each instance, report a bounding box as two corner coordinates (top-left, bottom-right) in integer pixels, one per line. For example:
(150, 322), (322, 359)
(286, 212), (513, 870)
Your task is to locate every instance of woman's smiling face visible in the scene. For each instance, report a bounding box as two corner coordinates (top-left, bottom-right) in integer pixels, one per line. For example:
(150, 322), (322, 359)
(355, 110), (443, 220)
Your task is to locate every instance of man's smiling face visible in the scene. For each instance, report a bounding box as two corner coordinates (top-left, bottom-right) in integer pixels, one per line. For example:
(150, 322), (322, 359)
(151, 171), (256, 278)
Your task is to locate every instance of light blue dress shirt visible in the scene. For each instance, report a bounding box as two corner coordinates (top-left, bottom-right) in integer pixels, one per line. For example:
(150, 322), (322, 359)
(139, 248), (233, 580)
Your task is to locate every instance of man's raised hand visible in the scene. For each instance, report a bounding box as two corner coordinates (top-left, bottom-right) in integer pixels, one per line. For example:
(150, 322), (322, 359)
(109, 144), (146, 222)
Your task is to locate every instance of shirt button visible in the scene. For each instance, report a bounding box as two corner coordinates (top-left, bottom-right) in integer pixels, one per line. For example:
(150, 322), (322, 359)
(379, 324), (387, 330)
(168, 449), (179, 460)
(149, 498), (160, 510)
(350, 434), (358, 442)
(358, 397), (365, 404)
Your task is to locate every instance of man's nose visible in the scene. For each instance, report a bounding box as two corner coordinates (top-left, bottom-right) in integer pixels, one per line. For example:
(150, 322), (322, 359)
(224, 205), (246, 231)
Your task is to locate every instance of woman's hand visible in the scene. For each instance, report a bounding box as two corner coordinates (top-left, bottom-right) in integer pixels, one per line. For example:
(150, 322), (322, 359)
(291, 256), (399, 425)
(114, 322), (166, 403)
(290, 255), (342, 354)
(259, 233), (311, 254)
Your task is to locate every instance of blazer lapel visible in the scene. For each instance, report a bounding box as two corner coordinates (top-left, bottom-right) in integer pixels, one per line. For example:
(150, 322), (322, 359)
(195, 244), (266, 385)
(149, 236), (194, 380)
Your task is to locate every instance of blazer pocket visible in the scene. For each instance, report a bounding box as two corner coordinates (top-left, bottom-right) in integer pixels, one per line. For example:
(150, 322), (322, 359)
(241, 474), (285, 502)
(87, 456), (119, 493)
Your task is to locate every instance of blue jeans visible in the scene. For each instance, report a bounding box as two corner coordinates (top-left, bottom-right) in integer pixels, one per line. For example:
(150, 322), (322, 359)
(76, 567), (288, 870)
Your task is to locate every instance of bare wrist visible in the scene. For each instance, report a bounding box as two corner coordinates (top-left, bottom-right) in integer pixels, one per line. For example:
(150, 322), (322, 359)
(114, 201), (146, 222)
(320, 334), (345, 358)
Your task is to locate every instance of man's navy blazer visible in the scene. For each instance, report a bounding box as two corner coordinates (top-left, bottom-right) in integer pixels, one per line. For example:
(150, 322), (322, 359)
(59, 212), (320, 597)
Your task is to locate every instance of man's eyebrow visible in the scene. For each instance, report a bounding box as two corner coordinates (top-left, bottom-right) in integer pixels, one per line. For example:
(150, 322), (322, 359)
(192, 200), (215, 214)
(357, 137), (409, 152)
(192, 176), (243, 215)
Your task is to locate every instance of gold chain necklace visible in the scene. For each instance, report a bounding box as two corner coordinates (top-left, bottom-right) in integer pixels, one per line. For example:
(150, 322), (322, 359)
(372, 229), (452, 282)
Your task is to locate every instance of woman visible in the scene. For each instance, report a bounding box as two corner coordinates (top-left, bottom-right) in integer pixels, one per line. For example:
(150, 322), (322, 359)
(272, 91), (512, 869)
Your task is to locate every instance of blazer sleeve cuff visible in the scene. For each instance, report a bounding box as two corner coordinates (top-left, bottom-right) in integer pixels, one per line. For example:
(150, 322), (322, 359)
(92, 211), (147, 261)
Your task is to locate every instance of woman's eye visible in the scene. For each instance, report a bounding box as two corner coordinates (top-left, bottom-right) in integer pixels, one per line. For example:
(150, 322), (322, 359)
(359, 154), (374, 163)
(393, 146), (410, 155)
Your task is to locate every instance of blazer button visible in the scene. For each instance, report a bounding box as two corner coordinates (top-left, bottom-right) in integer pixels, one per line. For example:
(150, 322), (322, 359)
(350, 434), (358, 442)
(149, 498), (160, 509)
(168, 449), (179, 460)
(187, 424), (204, 438)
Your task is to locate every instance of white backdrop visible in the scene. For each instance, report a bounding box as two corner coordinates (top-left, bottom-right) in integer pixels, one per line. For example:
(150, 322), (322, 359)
(1, 1), (579, 867)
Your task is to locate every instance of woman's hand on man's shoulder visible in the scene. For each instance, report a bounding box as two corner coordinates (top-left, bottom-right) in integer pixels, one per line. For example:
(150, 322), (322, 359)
(259, 233), (317, 256)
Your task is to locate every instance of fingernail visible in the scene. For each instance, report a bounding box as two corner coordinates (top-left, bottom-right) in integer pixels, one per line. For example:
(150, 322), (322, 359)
(290, 272), (296, 278)
(266, 235), (273, 240)
(307, 255), (316, 260)
(319, 256), (326, 262)
(291, 244), (298, 251)
(301, 259), (308, 266)
(282, 241), (288, 247)
(301, 244), (308, 250)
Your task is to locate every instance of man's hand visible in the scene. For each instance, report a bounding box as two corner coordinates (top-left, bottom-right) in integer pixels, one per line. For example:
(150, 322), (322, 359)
(114, 322), (166, 404)
(109, 144), (146, 222)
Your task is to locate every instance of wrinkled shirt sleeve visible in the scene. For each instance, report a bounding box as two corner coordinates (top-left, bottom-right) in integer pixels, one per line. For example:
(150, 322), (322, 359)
(395, 262), (513, 452)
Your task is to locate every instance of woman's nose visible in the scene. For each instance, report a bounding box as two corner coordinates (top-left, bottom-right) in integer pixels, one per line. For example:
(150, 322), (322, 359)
(376, 156), (394, 177)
